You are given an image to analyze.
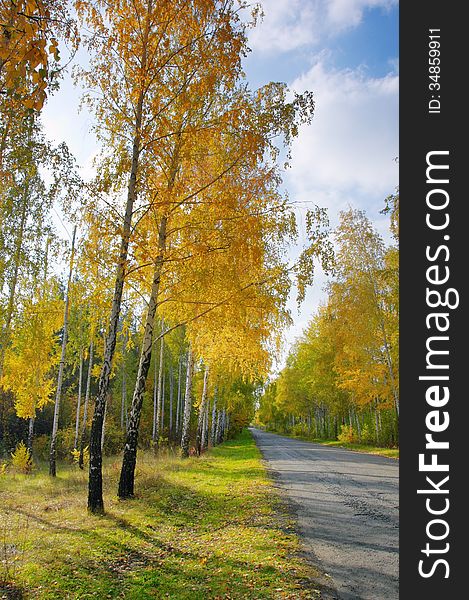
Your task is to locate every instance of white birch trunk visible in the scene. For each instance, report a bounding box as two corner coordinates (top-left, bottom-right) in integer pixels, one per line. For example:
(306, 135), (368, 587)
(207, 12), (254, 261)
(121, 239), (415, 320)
(180, 349), (194, 458)
(201, 400), (209, 451)
(74, 348), (84, 449)
(169, 364), (174, 440)
(121, 329), (127, 430)
(153, 321), (164, 446)
(79, 341), (94, 469)
(87, 4), (154, 512)
(176, 355), (182, 435)
(161, 371), (165, 430)
(27, 417), (35, 453)
(101, 399), (107, 452)
(118, 214), (168, 498)
(49, 225), (76, 477)
(196, 366), (209, 455)
(210, 389), (217, 446)
(215, 409), (221, 445)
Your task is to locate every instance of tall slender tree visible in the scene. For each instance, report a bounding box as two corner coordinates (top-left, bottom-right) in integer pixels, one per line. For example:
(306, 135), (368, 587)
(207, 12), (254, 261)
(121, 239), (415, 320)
(49, 225), (76, 477)
(196, 366), (209, 455)
(81, 0), (253, 513)
(180, 349), (194, 458)
(152, 320), (165, 448)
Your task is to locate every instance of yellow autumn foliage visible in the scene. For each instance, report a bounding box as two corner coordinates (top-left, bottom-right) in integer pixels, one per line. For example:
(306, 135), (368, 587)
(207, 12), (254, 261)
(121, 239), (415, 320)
(1, 290), (63, 419)
(10, 441), (33, 473)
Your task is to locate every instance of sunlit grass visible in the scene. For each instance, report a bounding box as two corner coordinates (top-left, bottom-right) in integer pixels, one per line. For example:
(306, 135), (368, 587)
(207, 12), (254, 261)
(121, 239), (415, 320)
(313, 439), (399, 458)
(0, 430), (320, 599)
(265, 430), (399, 459)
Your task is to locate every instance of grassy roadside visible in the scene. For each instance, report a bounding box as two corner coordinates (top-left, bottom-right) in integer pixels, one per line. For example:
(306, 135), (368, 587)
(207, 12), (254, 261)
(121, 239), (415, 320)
(0, 430), (320, 599)
(262, 429), (399, 459)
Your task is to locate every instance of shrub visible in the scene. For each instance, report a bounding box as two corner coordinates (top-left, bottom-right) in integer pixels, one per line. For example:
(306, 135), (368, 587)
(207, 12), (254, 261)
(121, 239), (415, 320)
(56, 427), (77, 461)
(360, 423), (374, 445)
(102, 418), (125, 456)
(33, 420), (124, 465)
(337, 424), (357, 444)
(291, 422), (310, 437)
(11, 441), (33, 473)
(33, 434), (50, 460)
(71, 446), (89, 466)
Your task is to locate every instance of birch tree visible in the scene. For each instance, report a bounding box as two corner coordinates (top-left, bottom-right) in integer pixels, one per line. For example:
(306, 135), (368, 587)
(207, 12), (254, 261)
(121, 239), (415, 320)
(180, 348), (194, 458)
(77, 0), (202, 513)
(332, 208), (399, 418)
(116, 0), (252, 501)
(152, 321), (165, 448)
(0, 0), (74, 113)
(49, 225), (76, 477)
(195, 366), (209, 455)
(0, 276), (62, 449)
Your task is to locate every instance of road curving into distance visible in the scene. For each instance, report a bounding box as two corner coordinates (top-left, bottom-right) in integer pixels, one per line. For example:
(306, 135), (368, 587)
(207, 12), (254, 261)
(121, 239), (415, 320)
(250, 428), (398, 600)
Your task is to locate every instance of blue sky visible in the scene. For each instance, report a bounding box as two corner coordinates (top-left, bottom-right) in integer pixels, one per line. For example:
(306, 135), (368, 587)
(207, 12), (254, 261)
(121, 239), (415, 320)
(41, 0), (399, 369)
(244, 1), (398, 85)
(238, 0), (399, 367)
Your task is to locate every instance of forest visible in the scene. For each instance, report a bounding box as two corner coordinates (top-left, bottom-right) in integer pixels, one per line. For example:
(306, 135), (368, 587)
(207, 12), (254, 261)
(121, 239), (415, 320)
(256, 197), (399, 449)
(0, 0), (333, 513)
(0, 1), (399, 499)
(1, 1), (399, 596)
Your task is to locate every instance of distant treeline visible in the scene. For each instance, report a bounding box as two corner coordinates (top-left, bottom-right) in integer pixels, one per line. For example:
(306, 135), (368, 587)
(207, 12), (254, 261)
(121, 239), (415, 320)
(257, 196), (399, 448)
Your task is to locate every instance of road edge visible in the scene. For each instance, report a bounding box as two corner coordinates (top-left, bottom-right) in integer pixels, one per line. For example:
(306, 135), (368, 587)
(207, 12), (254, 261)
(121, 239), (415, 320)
(249, 427), (341, 600)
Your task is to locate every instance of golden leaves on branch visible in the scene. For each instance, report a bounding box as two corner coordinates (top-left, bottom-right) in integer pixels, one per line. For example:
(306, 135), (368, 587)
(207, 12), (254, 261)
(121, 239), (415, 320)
(1, 288), (63, 420)
(1, 0), (73, 111)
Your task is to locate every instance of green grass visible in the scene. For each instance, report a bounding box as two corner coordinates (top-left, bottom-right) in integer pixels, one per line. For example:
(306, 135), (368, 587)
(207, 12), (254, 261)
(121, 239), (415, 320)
(309, 439), (399, 459)
(265, 430), (399, 459)
(0, 430), (321, 599)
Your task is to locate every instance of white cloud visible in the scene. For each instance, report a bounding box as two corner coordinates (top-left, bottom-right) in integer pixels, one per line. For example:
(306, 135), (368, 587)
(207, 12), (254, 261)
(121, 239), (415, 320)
(287, 57), (398, 220)
(249, 0), (319, 53)
(326, 0), (397, 31)
(273, 57), (398, 367)
(249, 0), (398, 53)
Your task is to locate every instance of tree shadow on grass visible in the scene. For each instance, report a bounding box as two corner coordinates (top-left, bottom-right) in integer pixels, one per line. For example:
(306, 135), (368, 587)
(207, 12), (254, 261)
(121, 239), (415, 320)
(3, 473), (320, 600)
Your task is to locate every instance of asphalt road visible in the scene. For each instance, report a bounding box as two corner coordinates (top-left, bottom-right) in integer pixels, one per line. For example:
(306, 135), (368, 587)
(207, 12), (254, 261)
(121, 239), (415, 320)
(250, 428), (398, 600)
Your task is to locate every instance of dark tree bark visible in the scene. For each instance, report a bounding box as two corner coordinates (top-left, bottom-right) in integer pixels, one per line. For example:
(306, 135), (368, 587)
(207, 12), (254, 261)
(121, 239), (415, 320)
(118, 217), (167, 499)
